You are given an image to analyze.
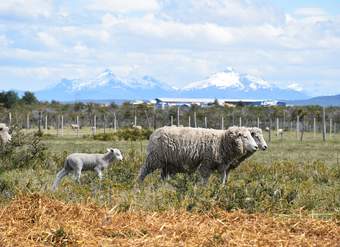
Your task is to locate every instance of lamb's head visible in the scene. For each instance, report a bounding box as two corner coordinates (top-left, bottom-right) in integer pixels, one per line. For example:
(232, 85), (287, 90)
(248, 127), (268, 151)
(226, 127), (258, 154)
(107, 148), (123, 161)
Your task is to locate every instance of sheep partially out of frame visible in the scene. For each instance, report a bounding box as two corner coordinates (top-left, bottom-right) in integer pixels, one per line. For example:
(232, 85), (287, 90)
(0, 123), (11, 145)
(137, 126), (258, 184)
(52, 148), (123, 191)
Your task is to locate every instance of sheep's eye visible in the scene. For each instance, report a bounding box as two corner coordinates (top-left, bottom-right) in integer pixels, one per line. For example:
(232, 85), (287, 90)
(0, 128), (2, 131)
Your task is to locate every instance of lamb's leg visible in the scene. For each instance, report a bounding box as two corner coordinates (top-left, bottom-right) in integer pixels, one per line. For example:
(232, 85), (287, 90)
(94, 166), (103, 191)
(75, 168), (82, 184)
(94, 167), (103, 180)
(52, 168), (69, 191)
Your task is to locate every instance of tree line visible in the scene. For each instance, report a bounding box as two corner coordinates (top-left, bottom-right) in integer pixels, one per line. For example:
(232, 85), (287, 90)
(1, 90), (340, 132)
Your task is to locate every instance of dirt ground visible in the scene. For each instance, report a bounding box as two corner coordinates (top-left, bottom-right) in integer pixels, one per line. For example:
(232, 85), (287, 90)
(0, 194), (339, 247)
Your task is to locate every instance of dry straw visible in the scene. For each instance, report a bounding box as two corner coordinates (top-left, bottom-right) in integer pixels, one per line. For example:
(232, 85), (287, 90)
(0, 194), (339, 246)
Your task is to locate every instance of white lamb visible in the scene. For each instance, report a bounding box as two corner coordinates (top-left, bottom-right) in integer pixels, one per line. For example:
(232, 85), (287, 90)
(0, 123), (11, 144)
(52, 148), (123, 191)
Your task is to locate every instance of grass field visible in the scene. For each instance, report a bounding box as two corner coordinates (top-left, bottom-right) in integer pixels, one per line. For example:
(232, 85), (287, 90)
(0, 128), (340, 246)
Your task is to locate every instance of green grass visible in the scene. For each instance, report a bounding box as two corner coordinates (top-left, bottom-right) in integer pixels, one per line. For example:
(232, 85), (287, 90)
(1, 129), (340, 219)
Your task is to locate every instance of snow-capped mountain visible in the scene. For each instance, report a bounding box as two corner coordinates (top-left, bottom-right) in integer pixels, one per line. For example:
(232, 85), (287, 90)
(178, 67), (307, 100)
(36, 69), (175, 101)
(36, 67), (308, 101)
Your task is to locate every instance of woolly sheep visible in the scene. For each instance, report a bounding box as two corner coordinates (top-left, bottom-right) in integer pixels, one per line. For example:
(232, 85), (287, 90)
(0, 123), (11, 144)
(161, 126), (268, 183)
(137, 126), (258, 184)
(132, 125), (142, 130)
(70, 124), (80, 130)
(52, 148), (123, 191)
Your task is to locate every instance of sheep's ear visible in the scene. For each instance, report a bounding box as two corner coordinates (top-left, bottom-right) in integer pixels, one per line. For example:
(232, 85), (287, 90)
(107, 148), (111, 152)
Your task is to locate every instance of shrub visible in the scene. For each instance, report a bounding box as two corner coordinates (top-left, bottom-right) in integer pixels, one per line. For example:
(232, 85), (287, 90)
(91, 128), (153, 141)
(0, 126), (48, 169)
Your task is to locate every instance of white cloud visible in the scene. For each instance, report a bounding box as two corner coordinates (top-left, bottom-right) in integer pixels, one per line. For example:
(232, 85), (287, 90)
(87, 0), (159, 13)
(0, 35), (10, 47)
(37, 32), (60, 48)
(0, 0), (53, 17)
(287, 83), (303, 92)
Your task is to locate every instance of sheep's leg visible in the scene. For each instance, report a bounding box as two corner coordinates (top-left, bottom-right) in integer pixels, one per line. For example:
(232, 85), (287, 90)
(160, 164), (175, 180)
(198, 163), (212, 186)
(75, 169), (82, 184)
(137, 155), (160, 182)
(94, 167), (103, 180)
(52, 168), (69, 191)
(217, 164), (232, 186)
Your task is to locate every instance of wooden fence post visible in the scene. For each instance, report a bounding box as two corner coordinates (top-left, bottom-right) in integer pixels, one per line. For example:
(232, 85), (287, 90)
(330, 118), (333, 137)
(177, 107), (180, 126)
(45, 114), (48, 132)
(26, 113), (30, 129)
(296, 115), (299, 139)
(221, 116), (224, 130)
(239, 117), (242, 127)
(57, 115), (60, 136)
(93, 115), (96, 135)
(170, 115), (173, 126)
(188, 115), (191, 127)
(103, 114), (106, 134)
(322, 107), (326, 142)
(38, 111), (42, 133)
(313, 117), (316, 138)
(76, 115), (79, 137)
(204, 116), (207, 128)
(283, 111), (286, 129)
(194, 112), (197, 128)
(268, 119), (272, 142)
(61, 115), (64, 136)
(8, 112), (12, 127)
(276, 117), (279, 136)
(257, 117), (260, 128)
(113, 112), (117, 132)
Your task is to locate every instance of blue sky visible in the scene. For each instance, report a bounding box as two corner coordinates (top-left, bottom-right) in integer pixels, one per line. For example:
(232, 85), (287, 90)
(0, 0), (340, 96)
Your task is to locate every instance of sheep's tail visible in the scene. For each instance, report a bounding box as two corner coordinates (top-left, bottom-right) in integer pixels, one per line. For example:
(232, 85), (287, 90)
(52, 163), (69, 191)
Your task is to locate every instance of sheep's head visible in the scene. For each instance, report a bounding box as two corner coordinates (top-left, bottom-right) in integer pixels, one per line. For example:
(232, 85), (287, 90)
(107, 148), (123, 161)
(238, 128), (258, 153)
(226, 127), (258, 154)
(248, 127), (268, 151)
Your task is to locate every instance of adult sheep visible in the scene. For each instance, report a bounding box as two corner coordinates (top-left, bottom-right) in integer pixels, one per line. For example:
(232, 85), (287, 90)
(137, 126), (258, 184)
(0, 123), (11, 144)
(52, 148), (123, 191)
(160, 126), (268, 184)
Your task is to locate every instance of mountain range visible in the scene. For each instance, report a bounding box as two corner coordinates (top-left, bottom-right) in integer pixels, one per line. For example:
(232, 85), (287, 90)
(35, 67), (308, 102)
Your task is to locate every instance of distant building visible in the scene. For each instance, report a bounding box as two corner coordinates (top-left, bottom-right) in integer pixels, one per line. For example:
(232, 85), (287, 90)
(155, 98), (286, 108)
